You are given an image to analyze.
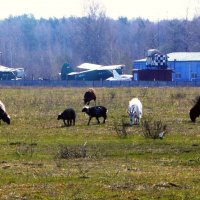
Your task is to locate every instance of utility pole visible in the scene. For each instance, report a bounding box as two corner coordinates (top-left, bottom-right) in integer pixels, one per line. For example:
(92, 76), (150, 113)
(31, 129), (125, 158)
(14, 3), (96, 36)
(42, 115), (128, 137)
(157, 19), (160, 49)
(0, 52), (2, 65)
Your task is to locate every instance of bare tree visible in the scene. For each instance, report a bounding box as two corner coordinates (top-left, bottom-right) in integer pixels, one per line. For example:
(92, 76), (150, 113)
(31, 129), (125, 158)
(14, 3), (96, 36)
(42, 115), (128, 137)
(80, 1), (109, 64)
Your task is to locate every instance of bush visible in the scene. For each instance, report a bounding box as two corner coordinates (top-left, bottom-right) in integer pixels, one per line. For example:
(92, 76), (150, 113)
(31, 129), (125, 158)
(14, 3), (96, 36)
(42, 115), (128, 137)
(142, 120), (167, 139)
(170, 92), (186, 100)
(113, 119), (130, 138)
(55, 143), (87, 159)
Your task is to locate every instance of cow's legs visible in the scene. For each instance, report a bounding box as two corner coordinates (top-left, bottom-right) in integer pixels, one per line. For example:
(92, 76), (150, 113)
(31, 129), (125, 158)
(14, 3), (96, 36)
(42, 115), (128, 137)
(63, 120), (67, 126)
(88, 117), (92, 125)
(103, 115), (107, 123)
(96, 117), (100, 124)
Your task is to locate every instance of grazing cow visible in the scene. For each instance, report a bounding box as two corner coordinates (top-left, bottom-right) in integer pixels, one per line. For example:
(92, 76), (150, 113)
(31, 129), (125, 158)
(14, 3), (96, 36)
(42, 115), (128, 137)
(190, 96), (200, 122)
(0, 100), (10, 125)
(128, 98), (142, 125)
(84, 88), (96, 105)
(82, 106), (107, 125)
(57, 108), (76, 126)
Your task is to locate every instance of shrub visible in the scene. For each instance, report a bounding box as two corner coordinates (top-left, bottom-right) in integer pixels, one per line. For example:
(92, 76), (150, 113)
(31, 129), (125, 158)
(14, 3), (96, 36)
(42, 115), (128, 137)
(142, 120), (167, 139)
(113, 119), (130, 138)
(55, 143), (87, 159)
(170, 92), (186, 100)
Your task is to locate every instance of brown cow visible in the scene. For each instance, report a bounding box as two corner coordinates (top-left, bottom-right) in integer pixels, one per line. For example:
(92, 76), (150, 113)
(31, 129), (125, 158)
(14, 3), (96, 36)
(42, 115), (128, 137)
(84, 88), (96, 105)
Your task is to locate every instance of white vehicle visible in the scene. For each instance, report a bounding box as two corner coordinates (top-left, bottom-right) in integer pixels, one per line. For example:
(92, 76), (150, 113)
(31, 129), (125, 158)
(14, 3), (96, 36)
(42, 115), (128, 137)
(106, 70), (133, 81)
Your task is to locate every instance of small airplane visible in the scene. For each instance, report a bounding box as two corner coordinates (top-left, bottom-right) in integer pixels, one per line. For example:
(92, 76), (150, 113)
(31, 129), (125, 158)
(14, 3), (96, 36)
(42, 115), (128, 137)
(0, 65), (25, 80)
(67, 63), (132, 81)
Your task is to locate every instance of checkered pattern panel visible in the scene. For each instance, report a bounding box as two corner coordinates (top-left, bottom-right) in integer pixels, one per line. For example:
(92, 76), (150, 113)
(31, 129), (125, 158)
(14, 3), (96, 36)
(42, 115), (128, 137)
(154, 54), (167, 67)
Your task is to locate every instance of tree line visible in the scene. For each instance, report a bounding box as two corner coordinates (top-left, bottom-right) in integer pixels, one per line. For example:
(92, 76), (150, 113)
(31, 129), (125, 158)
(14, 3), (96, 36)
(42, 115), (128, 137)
(0, 6), (199, 79)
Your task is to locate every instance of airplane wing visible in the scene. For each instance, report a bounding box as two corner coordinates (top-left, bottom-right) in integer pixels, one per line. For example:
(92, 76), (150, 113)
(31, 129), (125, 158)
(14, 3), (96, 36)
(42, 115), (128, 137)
(99, 65), (125, 70)
(0, 65), (15, 72)
(76, 63), (103, 70)
(77, 63), (125, 71)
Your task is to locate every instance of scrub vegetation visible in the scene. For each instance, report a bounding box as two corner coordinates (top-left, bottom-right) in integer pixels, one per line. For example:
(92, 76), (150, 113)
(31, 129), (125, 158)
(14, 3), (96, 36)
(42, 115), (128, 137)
(0, 87), (200, 199)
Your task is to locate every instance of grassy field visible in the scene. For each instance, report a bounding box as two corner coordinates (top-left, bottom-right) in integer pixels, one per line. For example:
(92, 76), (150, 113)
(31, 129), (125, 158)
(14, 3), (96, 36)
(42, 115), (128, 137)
(0, 87), (200, 200)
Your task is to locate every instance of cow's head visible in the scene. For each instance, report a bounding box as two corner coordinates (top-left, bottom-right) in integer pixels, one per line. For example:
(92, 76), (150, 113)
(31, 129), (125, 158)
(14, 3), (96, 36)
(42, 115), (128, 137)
(82, 106), (89, 113)
(2, 113), (10, 124)
(129, 112), (137, 125)
(128, 106), (137, 125)
(57, 113), (62, 120)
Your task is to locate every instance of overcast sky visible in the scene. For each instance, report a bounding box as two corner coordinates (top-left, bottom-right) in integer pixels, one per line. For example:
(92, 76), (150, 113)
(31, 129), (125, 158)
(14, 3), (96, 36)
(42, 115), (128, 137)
(0, 0), (199, 21)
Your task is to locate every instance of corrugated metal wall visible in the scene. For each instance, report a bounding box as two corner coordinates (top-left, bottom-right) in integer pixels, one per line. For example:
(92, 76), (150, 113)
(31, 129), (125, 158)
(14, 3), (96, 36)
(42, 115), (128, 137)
(133, 60), (200, 81)
(168, 61), (200, 81)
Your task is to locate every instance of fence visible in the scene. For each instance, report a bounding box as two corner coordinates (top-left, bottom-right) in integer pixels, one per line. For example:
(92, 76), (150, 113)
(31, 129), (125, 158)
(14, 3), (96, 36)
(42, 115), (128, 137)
(0, 80), (200, 87)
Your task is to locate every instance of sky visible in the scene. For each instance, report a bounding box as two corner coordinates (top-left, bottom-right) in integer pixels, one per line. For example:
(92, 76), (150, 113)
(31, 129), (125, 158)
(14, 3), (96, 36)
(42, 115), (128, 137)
(0, 0), (199, 21)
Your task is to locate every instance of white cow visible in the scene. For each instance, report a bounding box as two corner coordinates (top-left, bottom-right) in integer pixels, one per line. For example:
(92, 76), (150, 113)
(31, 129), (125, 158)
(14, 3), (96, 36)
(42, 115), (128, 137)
(128, 98), (142, 125)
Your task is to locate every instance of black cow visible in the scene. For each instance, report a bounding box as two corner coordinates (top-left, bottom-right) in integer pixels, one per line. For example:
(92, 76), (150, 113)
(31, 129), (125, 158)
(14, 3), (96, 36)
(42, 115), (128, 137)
(0, 101), (10, 125)
(82, 106), (107, 125)
(57, 108), (76, 126)
(84, 88), (96, 105)
(190, 96), (200, 122)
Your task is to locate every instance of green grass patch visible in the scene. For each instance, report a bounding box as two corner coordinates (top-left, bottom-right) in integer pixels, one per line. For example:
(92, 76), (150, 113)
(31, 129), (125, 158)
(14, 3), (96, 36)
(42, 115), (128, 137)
(0, 87), (200, 199)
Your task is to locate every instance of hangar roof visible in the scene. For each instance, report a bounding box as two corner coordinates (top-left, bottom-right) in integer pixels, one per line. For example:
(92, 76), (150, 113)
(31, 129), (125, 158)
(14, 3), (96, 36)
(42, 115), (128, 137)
(167, 52), (200, 61)
(134, 52), (200, 62)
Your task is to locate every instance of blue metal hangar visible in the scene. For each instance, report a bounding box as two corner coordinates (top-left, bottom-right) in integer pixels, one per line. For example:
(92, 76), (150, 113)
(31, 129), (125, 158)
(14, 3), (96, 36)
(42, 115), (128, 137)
(133, 51), (200, 81)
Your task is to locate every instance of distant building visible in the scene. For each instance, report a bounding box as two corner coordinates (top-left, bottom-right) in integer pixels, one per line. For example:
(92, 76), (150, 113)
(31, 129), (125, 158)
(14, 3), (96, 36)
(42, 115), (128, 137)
(133, 68), (172, 81)
(133, 49), (172, 81)
(134, 52), (200, 81)
(167, 52), (200, 81)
